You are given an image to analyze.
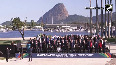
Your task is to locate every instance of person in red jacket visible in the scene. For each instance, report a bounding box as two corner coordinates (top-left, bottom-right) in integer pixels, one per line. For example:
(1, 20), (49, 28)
(98, 40), (102, 53)
(89, 40), (93, 53)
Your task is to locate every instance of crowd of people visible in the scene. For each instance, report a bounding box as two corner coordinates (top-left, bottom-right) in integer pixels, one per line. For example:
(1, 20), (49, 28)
(4, 34), (107, 62)
(27, 34), (107, 53)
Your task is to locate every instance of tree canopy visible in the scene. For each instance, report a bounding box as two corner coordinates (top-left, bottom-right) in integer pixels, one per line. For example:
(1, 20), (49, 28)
(12, 17), (24, 30)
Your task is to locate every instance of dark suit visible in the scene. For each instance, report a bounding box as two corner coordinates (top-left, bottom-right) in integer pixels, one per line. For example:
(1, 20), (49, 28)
(20, 47), (23, 59)
(102, 41), (106, 53)
(82, 42), (86, 53)
(95, 42), (98, 53)
(6, 48), (10, 62)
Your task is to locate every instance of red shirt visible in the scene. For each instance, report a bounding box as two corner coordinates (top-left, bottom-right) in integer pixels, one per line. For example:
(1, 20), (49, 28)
(99, 42), (102, 48)
(90, 41), (92, 48)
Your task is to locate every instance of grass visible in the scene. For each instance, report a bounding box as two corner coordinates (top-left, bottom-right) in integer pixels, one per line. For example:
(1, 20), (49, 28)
(0, 57), (14, 60)
(0, 40), (21, 45)
(105, 38), (116, 43)
(0, 57), (5, 60)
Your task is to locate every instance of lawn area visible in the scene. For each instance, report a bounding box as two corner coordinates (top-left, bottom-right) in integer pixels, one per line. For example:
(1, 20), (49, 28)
(0, 40), (21, 45)
(105, 38), (116, 43)
(0, 57), (5, 60)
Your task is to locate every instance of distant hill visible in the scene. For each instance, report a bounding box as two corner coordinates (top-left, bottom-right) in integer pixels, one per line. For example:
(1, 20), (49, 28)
(37, 3), (68, 24)
(92, 12), (116, 23)
(61, 12), (116, 24)
(58, 14), (89, 24)
(2, 21), (12, 26)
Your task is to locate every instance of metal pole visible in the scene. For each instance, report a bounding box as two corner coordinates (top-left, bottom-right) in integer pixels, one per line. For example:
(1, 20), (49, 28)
(101, 0), (104, 38)
(115, 0), (116, 43)
(90, 0), (92, 37)
(108, 0), (110, 38)
(96, 0), (99, 35)
(105, 0), (107, 38)
(110, 0), (113, 38)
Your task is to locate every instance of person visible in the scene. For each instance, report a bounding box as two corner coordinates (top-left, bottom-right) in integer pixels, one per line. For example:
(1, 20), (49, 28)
(87, 39), (90, 53)
(61, 39), (65, 53)
(95, 41), (98, 53)
(11, 41), (15, 55)
(89, 40), (93, 53)
(26, 42), (31, 52)
(98, 40), (102, 53)
(35, 40), (38, 53)
(6, 47), (11, 62)
(78, 39), (82, 53)
(57, 44), (61, 53)
(20, 45), (23, 59)
(47, 40), (52, 53)
(102, 39), (106, 53)
(82, 40), (86, 53)
(28, 47), (33, 61)
(70, 40), (74, 53)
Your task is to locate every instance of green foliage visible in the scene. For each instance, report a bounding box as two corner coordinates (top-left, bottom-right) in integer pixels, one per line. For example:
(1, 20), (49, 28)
(41, 23), (45, 27)
(12, 17), (24, 30)
(0, 40), (21, 45)
(105, 38), (115, 43)
(31, 20), (36, 28)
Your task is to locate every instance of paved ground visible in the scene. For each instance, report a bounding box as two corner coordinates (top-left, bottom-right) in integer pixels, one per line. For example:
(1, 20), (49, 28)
(105, 43), (116, 65)
(0, 58), (111, 65)
(105, 58), (116, 65)
(106, 44), (116, 53)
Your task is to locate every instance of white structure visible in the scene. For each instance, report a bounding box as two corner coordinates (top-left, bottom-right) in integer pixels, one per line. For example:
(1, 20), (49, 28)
(0, 25), (4, 28)
(52, 16), (53, 24)
(34, 26), (42, 28)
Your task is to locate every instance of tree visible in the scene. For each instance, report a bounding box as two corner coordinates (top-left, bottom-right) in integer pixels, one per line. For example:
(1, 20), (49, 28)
(12, 17), (25, 40)
(31, 20), (36, 28)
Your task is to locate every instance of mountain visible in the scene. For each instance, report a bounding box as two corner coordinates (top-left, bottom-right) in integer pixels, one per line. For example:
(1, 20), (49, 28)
(92, 12), (116, 23)
(58, 14), (89, 24)
(2, 21), (12, 26)
(37, 3), (68, 24)
(59, 12), (116, 24)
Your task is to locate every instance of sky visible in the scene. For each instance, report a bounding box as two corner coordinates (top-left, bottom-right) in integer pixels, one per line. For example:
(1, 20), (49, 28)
(0, 0), (115, 24)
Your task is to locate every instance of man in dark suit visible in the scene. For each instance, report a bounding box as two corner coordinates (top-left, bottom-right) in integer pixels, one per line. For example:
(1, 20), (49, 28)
(20, 46), (23, 59)
(102, 39), (106, 53)
(82, 40), (86, 53)
(6, 47), (11, 62)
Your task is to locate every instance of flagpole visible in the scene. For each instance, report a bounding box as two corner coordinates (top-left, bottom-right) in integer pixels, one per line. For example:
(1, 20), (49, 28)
(96, 0), (99, 35)
(110, 0), (113, 38)
(108, 0), (110, 38)
(115, 0), (116, 43)
(105, 0), (107, 38)
(101, 0), (103, 38)
(90, 0), (92, 37)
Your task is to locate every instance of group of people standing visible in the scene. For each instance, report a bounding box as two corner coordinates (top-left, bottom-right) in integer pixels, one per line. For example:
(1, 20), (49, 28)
(27, 34), (106, 53)
(5, 34), (107, 62)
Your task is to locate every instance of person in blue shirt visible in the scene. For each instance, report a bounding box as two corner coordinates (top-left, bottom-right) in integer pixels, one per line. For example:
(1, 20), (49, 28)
(26, 42), (31, 53)
(26, 42), (32, 61)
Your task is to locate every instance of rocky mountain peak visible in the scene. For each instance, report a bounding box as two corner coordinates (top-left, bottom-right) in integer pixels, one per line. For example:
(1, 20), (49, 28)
(37, 3), (68, 24)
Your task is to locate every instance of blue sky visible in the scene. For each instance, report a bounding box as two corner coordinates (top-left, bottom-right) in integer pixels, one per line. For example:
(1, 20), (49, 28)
(0, 0), (115, 24)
